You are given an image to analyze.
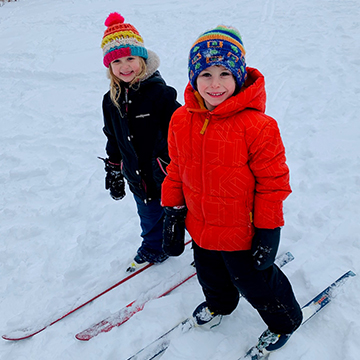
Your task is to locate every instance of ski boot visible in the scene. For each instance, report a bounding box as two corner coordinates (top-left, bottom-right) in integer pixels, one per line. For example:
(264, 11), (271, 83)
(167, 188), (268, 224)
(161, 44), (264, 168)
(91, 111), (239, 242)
(192, 301), (223, 329)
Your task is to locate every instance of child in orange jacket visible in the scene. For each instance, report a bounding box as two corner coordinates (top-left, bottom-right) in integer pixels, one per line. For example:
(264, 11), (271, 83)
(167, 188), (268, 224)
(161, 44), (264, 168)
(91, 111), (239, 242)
(161, 25), (303, 356)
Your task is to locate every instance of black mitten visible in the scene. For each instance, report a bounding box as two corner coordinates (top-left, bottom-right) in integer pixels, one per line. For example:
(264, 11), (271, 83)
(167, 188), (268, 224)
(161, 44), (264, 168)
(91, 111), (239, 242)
(251, 227), (281, 270)
(163, 206), (187, 256)
(103, 158), (126, 200)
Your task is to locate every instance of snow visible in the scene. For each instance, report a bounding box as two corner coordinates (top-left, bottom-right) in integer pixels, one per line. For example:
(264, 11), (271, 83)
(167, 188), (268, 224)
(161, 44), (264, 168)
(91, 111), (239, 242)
(0, 0), (359, 359)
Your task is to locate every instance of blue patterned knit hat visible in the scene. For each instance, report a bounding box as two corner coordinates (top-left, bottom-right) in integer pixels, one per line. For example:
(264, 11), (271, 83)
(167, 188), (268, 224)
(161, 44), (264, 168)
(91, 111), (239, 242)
(188, 25), (247, 90)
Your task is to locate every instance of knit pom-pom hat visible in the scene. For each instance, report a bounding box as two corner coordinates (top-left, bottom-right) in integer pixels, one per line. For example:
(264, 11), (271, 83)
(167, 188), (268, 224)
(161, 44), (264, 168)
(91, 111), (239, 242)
(101, 12), (148, 68)
(188, 25), (247, 90)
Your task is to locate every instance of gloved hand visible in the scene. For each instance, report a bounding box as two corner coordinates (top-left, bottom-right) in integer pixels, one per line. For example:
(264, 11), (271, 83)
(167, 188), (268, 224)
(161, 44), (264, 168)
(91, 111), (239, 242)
(251, 227), (281, 270)
(103, 158), (126, 200)
(163, 206), (187, 256)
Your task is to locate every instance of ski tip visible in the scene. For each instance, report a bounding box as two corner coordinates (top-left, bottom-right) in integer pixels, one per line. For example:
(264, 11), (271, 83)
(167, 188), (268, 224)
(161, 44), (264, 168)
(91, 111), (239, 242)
(2, 326), (47, 341)
(2, 333), (32, 341)
(347, 270), (356, 277)
(75, 333), (91, 341)
(2, 334), (31, 341)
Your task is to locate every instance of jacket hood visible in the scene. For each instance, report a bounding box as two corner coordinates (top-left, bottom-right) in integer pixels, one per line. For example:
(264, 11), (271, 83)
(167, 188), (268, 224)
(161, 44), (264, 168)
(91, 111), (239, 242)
(134, 49), (167, 88)
(143, 49), (161, 81)
(184, 67), (267, 118)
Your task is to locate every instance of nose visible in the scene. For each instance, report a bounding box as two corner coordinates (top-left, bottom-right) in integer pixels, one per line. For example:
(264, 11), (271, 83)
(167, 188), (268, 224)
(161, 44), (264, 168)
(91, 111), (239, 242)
(210, 76), (220, 88)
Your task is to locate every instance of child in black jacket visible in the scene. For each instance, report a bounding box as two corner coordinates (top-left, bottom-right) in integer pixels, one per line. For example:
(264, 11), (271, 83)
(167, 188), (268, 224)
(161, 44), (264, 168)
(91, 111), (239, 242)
(100, 12), (181, 271)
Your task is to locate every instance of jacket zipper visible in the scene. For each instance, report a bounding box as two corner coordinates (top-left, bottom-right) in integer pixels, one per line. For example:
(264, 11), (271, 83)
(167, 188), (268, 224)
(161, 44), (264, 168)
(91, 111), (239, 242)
(200, 114), (210, 221)
(124, 87), (129, 113)
(123, 87), (146, 202)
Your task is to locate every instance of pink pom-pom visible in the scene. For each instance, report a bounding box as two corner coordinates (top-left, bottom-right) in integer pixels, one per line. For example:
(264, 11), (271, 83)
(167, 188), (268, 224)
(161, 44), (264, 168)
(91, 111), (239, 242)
(105, 12), (124, 27)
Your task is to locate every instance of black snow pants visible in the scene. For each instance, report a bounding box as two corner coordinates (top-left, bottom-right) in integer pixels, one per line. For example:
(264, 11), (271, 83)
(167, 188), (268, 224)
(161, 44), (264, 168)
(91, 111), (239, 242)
(192, 241), (303, 334)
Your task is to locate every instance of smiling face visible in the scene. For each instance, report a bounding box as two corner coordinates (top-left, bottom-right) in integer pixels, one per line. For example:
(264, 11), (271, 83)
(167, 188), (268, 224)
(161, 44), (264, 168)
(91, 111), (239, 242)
(110, 56), (142, 83)
(196, 65), (236, 111)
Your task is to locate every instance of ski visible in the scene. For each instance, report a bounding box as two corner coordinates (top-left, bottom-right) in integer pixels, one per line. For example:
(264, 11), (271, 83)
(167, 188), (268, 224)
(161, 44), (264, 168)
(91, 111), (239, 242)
(128, 318), (195, 360)
(77, 251), (295, 341)
(2, 240), (192, 341)
(240, 269), (356, 360)
(125, 252), (294, 360)
(75, 264), (197, 341)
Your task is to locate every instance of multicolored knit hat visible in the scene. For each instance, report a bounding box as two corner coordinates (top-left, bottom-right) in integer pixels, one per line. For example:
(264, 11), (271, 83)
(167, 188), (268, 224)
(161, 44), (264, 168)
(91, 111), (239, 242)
(101, 12), (148, 68)
(188, 25), (247, 89)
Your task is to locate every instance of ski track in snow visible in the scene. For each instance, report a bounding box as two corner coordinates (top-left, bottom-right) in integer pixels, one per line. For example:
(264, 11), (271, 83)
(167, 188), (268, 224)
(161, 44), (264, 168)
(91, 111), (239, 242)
(1, 0), (359, 359)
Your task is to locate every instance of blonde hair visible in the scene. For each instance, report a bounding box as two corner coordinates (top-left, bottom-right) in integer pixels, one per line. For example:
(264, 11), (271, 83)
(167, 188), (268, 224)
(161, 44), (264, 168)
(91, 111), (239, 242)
(107, 57), (147, 109)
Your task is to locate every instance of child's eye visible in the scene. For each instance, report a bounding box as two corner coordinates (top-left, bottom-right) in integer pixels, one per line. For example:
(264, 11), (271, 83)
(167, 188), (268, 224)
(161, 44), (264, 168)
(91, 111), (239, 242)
(200, 72), (211, 77)
(221, 72), (232, 77)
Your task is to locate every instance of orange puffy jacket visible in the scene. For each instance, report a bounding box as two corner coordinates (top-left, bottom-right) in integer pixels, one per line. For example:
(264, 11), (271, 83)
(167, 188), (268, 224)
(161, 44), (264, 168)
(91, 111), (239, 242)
(161, 68), (291, 251)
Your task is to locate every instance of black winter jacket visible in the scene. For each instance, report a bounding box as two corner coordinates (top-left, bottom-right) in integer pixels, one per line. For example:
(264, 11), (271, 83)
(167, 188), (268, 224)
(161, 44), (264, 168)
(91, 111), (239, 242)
(102, 59), (180, 202)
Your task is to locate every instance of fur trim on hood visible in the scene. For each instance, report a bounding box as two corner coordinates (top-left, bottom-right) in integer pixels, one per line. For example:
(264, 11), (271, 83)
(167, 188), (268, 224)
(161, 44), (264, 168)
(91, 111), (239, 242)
(143, 49), (160, 81)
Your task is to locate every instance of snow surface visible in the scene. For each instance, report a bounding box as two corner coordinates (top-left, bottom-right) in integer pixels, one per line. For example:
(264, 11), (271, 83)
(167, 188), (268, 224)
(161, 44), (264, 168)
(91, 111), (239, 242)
(0, 0), (359, 359)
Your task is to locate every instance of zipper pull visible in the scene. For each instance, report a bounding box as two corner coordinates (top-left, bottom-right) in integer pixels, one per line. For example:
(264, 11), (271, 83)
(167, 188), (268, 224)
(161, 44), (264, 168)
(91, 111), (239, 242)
(200, 118), (209, 135)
